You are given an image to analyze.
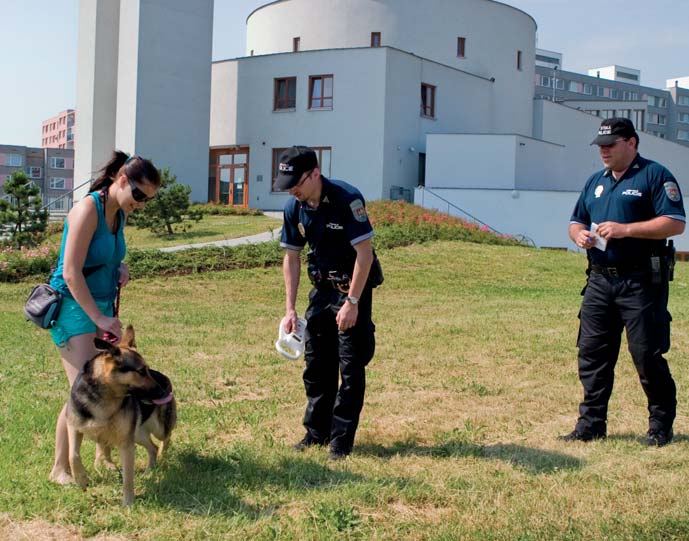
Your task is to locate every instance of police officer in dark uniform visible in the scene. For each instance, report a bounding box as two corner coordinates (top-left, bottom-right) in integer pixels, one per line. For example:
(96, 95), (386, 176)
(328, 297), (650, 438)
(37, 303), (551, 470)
(277, 146), (381, 460)
(561, 118), (685, 446)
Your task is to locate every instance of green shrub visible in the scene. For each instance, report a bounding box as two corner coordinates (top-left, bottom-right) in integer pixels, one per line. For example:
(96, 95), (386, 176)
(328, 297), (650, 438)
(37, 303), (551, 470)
(191, 203), (264, 216)
(0, 244), (59, 282)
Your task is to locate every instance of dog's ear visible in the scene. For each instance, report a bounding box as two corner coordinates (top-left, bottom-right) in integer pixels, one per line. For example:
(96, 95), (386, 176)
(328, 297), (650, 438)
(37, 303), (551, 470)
(120, 325), (137, 349)
(94, 337), (121, 356)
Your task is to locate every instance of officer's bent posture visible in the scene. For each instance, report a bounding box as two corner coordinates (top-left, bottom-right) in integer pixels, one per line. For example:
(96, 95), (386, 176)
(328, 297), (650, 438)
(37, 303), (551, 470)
(277, 146), (382, 460)
(561, 118), (685, 446)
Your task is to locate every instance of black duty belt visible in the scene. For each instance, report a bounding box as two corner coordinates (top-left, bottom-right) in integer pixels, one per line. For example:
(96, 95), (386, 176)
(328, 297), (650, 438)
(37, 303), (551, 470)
(590, 262), (648, 278)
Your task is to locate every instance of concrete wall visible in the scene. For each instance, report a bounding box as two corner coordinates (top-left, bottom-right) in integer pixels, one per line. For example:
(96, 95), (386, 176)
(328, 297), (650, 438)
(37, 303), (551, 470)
(381, 49), (494, 197)
(75, 0), (120, 200)
(116, 0), (213, 202)
(209, 61), (238, 147)
(415, 186), (689, 251)
(246, 0), (536, 136)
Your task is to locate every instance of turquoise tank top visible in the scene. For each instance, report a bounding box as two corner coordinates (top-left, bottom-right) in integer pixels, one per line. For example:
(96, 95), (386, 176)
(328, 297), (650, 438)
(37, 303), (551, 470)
(50, 191), (126, 301)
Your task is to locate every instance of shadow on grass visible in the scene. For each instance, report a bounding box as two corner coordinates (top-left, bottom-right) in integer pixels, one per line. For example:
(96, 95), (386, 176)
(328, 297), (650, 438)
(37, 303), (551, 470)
(355, 439), (583, 474)
(606, 432), (689, 445)
(142, 448), (364, 517)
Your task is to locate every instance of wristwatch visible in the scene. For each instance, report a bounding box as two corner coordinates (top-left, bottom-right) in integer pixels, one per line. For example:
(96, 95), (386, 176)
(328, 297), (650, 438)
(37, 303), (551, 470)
(346, 295), (359, 305)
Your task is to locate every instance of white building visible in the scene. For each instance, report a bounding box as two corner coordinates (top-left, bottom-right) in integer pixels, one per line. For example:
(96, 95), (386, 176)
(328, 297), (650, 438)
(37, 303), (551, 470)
(78, 0), (689, 250)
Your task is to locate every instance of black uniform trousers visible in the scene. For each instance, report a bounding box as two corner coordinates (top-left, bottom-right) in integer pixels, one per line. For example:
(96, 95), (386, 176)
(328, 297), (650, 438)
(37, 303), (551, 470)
(575, 270), (675, 436)
(302, 285), (375, 452)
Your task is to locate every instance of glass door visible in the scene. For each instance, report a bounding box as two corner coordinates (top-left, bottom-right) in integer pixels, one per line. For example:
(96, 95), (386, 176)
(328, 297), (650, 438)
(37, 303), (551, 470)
(231, 166), (246, 206)
(218, 166), (231, 205)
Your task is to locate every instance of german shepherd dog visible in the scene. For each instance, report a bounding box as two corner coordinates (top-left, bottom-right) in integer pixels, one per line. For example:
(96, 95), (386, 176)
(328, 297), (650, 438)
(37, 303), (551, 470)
(66, 325), (176, 506)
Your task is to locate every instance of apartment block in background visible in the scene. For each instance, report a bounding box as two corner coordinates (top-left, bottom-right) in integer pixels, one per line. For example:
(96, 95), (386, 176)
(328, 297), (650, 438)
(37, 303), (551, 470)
(0, 144), (75, 216)
(42, 109), (76, 149)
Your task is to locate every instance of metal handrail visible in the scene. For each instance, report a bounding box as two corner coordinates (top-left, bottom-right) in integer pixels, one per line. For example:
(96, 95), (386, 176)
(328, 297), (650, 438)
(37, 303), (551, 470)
(418, 186), (536, 246)
(39, 177), (93, 212)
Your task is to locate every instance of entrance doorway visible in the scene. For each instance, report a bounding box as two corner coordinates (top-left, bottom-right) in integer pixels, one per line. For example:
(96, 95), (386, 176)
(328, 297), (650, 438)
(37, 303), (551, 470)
(210, 147), (249, 207)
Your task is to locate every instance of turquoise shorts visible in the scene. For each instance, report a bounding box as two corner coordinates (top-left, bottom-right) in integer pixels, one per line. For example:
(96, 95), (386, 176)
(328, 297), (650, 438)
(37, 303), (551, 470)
(49, 296), (114, 348)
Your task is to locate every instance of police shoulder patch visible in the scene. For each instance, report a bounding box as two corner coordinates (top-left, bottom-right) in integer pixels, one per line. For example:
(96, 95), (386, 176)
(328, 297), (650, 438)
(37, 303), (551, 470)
(664, 181), (681, 202)
(350, 199), (367, 222)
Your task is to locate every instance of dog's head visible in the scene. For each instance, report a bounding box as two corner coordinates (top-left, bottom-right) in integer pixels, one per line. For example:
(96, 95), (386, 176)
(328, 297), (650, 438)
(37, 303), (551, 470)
(92, 325), (168, 400)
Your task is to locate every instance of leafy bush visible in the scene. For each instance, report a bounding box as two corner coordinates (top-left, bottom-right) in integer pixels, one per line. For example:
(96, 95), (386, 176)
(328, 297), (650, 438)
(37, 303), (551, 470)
(367, 200), (523, 249)
(0, 244), (59, 282)
(191, 203), (263, 216)
(126, 242), (283, 278)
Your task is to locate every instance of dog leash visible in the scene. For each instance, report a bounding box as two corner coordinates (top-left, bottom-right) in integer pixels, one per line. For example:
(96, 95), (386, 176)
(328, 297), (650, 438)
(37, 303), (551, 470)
(102, 284), (122, 344)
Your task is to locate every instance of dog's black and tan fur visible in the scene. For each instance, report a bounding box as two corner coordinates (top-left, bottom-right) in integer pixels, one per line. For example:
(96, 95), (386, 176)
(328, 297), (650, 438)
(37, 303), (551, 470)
(66, 325), (176, 506)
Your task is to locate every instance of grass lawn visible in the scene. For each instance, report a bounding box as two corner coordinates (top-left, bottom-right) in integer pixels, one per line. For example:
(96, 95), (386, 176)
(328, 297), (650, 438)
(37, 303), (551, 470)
(45, 214), (283, 250)
(2, 240), (689, 540)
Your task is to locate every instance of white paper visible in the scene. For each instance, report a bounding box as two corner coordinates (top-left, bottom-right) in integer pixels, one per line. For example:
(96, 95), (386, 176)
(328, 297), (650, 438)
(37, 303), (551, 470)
(590, 223), (608, 251)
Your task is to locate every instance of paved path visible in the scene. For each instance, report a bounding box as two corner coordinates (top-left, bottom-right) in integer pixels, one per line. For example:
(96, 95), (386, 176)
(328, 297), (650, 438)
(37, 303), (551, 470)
(159, 211), (283, 253)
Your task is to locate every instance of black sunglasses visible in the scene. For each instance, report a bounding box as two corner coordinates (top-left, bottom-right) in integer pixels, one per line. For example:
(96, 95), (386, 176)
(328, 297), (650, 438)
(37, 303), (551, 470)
(127, 177), (155, 203)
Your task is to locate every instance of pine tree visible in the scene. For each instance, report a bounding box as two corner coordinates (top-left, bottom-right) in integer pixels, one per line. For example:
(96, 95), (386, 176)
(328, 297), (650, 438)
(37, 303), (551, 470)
(0, 171), (49, 247)
(128, 168), (203, 235)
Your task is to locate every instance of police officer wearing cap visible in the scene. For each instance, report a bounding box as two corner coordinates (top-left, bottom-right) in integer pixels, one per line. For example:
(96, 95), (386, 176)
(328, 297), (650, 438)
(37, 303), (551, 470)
(277, 146), (381, 460)
(561, 118), (685, 446)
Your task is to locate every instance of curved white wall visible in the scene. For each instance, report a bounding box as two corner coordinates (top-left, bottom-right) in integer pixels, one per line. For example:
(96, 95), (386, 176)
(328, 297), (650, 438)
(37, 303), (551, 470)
(247, 0), (536, 135)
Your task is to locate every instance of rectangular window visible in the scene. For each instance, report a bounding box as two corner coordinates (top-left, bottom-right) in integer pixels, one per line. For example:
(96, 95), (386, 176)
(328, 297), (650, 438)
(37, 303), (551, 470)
(420, 83), (436, 118)
(595, 85), (605, 97)
(309, 75), (334, 109)
(610, 89), (620, 99)
(583, 83), (592, 95)
(271, 146), (332, 192)
(50, 156), (66, 169)
(540, 75), (550, 87)
(47, 196), (67, 211)
(648, 113), (667, 125)
(25, 166), (42, 178)
(50, 177), (66, 189)
(516, 50), (522, 71)
(678, 113), (689, 123)
(274, 77), (296, 111)
(678, 96), (689, 106)
(678, 130), (689, 141)
(457, 36), (466, 58)
(5, 154), (22, 166)
(371, 32), (381, 47)
(293, 37), (300, 52)
(555, 79), (564, 90)
(568, 81), (578, 92)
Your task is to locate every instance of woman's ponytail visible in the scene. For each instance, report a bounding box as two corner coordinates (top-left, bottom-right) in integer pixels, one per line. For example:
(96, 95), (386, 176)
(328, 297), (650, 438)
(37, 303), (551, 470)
(90, 150), (130, 192)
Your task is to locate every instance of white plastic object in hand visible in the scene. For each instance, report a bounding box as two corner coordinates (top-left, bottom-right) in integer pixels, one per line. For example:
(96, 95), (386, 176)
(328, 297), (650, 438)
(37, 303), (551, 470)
(275, 316), (307, 360)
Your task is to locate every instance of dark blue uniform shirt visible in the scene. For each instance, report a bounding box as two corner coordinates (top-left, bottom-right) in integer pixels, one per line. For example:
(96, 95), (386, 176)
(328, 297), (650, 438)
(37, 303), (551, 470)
(280, 177), (374, 273)
(571, 154), (685, 265)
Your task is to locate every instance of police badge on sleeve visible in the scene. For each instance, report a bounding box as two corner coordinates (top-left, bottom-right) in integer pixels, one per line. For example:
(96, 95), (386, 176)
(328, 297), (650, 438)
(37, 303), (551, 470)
(664, 181), (681, 202)
(350, 199), (367, 222)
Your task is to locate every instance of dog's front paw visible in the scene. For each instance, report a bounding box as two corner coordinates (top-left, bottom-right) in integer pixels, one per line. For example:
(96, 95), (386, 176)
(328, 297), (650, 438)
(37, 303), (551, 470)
(73, 470), (90, 489)
(49, 469), (75, 485)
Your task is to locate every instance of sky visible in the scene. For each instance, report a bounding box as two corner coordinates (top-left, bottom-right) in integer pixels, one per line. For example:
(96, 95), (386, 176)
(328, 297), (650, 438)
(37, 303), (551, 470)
(1, 0), (687, 148)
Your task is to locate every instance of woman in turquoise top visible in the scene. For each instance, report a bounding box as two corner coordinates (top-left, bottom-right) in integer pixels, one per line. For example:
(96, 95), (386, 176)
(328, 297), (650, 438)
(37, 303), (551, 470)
(49, 151), (160, 485)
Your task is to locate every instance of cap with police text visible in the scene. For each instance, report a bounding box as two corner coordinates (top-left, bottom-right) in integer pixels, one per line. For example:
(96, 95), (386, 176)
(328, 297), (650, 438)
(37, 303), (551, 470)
(591, 117), (638, 146)
(274, 146), (318, 190)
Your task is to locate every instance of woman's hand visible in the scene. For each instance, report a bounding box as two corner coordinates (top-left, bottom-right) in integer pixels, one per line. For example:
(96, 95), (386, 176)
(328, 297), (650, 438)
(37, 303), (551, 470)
(96, 315), (123, 340)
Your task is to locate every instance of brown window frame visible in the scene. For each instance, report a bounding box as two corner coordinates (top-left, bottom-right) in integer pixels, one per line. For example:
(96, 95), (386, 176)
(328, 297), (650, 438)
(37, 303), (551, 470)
(457, 36), (466, 58)
(420, 83), (436, 118)
(272, 146), (332, 192)
(309, 74), (334, 110)
(371, 32), (381, 47)
(274, 77), (297, 111)
(293, 37), (300, 52)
